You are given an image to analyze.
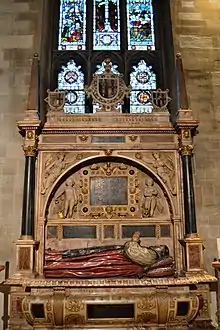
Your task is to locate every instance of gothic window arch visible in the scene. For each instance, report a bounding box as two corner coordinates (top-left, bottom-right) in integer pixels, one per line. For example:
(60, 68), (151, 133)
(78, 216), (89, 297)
(49, 0), (174, 114)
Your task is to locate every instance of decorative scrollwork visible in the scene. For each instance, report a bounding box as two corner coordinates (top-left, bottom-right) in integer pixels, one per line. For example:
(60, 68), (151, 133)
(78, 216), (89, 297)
(66, 299), (84, 313)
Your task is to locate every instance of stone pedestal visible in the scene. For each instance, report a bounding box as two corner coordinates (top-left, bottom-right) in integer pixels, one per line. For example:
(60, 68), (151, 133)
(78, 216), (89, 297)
(180, 234), (204, 274)
(12, 237), (39, 279)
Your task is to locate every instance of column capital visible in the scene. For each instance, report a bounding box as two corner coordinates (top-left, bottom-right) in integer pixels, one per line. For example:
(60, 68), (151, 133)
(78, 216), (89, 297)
(175, 123), (197, 157)
(179, 144), (194, 156)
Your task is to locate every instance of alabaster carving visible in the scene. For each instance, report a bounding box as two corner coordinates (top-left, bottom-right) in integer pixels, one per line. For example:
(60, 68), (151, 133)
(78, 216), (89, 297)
(142, 177), (163, 218)
(145, 152), (176, 195)
(41, 153), (72, 195)
(55, 178), (78, 218)
(47, 161), (168, 221)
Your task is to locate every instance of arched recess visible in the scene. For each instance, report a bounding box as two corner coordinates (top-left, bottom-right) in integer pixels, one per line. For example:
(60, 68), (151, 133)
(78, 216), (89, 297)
(43, 155), (175, 220)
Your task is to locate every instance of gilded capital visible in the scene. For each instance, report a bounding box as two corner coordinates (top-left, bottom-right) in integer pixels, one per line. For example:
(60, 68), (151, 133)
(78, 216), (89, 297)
(22, 129), (39, 157)
(179, 144), (194, 156)
(23, 144), (38, 157)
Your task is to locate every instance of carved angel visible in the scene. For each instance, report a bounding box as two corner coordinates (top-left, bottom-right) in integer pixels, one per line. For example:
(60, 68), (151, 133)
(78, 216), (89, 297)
(55, 178), (78, 218)
(41, 153), (72, 195)
(142, 178), (163, 217)
(147, 152), (176, 195)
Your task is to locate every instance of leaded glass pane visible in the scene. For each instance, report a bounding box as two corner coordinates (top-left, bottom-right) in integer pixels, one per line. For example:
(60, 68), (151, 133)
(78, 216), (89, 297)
(93, 0), (121, 50)
(130, 60), (156, 113)
(58, 60), (85, 113)
(127, 0), (155, 50)
(58, 0), (86, 50)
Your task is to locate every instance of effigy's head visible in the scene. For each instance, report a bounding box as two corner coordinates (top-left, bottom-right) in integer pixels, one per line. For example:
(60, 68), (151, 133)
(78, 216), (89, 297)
(132, 231), (141, 242)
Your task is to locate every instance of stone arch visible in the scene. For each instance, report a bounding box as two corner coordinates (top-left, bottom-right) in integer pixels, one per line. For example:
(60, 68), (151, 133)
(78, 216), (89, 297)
(43, 154), (175, 220)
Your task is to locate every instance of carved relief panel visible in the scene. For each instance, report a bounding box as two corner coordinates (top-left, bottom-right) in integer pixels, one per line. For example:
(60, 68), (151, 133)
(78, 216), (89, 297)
(48, 161), (169, 221)
(45, 160), (173, 252)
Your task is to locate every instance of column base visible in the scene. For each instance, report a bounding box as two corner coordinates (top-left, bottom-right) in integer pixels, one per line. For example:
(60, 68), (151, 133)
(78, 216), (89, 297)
(179, 233), (205, 274)
(12, 236), (39, 279)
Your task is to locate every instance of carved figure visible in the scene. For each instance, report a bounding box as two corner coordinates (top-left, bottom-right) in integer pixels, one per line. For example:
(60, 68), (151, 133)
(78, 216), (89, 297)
(44, 232), (174, 278)
(147, 152), (176, 195)
(41, 153), (71, 195)
(142, 178), (163, 217)
(55, 178), (78, 218)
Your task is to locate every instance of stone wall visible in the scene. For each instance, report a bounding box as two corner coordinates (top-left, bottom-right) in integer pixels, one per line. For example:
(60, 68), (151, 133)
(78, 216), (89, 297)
(171, 0), (220, 272)
(0, 1), (43, 328)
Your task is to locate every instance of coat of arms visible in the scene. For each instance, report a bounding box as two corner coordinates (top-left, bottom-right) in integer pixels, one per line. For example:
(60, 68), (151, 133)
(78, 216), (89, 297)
(45, 89), (66, 112)
(85, 58), (131, 112)
(150, 89), (171, 111)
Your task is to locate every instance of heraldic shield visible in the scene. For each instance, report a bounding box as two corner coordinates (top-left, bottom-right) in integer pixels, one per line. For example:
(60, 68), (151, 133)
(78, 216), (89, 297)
(45, 89), (66, 112)
(150, 89), (171, 110)
(85, 58), (131, 112)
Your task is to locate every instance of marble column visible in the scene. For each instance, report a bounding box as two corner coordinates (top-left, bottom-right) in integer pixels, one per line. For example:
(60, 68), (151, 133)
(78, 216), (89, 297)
(180, 146), (197, 236)
(21, 153), (36, 238)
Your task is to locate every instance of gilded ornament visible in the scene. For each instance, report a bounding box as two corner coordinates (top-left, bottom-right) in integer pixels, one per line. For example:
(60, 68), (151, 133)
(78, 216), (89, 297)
(76, 153), (83, 160)
(137, 297), (156, 310)
(58, 211), (64, 219)
(79, 135), (88, 142)
(23, 144), (38, 157)
(135, 152), (142, 160)
(66, 299), (84, 312)
(129, 135), (138, 142)
(180, 144), (194, 156)
(26, 130), (34, 139)
(105, 149), (113, 156)
(183, 129), (190, 139)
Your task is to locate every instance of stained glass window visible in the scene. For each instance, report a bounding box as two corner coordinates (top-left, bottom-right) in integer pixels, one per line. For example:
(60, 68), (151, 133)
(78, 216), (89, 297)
(58, 60), (85, 113)
(58, 0), (86, 50)
(93, 0), (121, 50)
(130, 60), (156, 113)
(54, 0), (173, 114)
(127, 0), (155, 50)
